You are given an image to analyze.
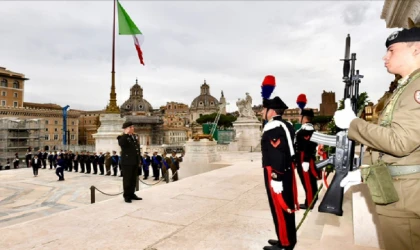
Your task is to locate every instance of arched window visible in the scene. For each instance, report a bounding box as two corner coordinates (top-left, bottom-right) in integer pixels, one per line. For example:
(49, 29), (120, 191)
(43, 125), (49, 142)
(0, 79), (7, 87)
(13, 81), (19, 88)
(199, 101), (203, 106)
(139, 105), (143, 109)
(126, 105), (130, 109)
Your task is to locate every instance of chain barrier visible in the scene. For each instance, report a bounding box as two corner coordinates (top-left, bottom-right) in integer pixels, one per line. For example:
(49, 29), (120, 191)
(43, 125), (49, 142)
(90, 169), (178, 203)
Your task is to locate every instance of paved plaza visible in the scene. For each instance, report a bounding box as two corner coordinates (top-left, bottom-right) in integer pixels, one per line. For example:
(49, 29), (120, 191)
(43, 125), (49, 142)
(0, 152), (382, 250)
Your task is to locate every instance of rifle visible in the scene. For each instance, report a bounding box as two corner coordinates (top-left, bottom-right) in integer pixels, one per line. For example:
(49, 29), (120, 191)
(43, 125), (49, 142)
(310, 34), (364, 216)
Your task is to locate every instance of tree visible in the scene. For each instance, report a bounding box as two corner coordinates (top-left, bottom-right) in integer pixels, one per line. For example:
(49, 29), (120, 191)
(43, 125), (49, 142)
(337, 91), (370, 114)
(195, 113), (237, 128)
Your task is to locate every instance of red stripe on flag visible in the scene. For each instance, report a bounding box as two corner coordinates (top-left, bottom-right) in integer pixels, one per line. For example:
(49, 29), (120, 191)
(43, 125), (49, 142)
(133, 35), (145, 66)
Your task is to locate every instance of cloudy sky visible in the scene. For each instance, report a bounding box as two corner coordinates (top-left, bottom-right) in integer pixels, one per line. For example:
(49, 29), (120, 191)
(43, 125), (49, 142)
(1, 1), (398, 113)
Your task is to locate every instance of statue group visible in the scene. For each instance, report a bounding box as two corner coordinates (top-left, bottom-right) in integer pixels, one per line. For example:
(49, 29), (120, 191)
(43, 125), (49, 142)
(236, 93), (256, 119)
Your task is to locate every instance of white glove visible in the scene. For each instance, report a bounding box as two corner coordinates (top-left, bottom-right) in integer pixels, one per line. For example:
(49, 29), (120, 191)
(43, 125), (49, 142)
(340, 169), (362, 192)
(270, 180), (283, 194)
(333, 99), (356, 129)
(302, 162), (309, 172)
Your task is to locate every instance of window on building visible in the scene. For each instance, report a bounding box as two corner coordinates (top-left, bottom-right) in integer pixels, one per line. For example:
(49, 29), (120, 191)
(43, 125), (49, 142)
(71, 135), (75, 140)
(210, 102), (214, 106)
(45, 120), (49, 125)
(45, 135), (50, 140)
(199, 101), (203, 106)
(13, 81), (19, 88)
(71, 128), (74, 132)
(54, 128), (58, 132)
(54, 134), (59, 140)
(54, 120), (58, 125)
(89, 120), (91, 124)
(13, 92), (18, 98)
(13, 101), (18, 107)
(1, 91), (5, 96)
(0, 79), (7, 87)
(45, 128), (48, 132)
(1, 100), (5, 106)
(71, 121), (75, 125)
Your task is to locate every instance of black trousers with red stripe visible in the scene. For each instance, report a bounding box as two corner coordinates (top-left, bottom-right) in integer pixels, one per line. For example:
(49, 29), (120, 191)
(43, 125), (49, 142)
(264, 167), (296, 249)
(296, 154), (319, 208)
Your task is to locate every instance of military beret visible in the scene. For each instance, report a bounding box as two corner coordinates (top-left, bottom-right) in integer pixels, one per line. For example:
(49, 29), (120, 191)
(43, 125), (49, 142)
(122, 121), (133, 129)
(300, 109), (314, 117)
(263, 96), (288, 109)
(386, 27), (420, 48)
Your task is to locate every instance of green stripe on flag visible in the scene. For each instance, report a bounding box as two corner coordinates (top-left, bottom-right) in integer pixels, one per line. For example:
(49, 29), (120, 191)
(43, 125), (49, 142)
(117, 0), (142, 35)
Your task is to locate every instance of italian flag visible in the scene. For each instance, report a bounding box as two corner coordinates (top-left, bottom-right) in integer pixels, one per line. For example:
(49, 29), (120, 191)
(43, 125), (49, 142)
(117, 0), (145, 66)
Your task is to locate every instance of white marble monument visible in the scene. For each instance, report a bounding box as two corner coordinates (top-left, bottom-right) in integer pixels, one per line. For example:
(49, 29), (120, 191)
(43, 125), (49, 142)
(92, 113), (125, 153)
(232, 93), (261, 151)
(180, 138), (221, 178)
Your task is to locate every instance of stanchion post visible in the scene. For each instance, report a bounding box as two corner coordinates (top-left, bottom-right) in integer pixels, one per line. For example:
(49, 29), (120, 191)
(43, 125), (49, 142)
(90, 186), (95, 204)
(136, 175), (139, 191)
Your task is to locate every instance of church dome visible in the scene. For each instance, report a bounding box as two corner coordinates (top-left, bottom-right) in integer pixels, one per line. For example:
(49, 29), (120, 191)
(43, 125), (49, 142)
(120, 79), (153, 115)
(190, 80), (219, 110)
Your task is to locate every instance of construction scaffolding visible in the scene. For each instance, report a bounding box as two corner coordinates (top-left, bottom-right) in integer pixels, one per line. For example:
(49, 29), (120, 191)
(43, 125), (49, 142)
(0, 117), (45, 165)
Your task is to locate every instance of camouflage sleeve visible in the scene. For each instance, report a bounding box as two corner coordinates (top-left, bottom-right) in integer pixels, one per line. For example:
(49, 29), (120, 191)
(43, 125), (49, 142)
(348, 85), (420, 157)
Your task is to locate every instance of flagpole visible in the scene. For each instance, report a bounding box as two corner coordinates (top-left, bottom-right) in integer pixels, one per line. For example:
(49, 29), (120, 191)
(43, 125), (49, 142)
(106, 0), (120, 113)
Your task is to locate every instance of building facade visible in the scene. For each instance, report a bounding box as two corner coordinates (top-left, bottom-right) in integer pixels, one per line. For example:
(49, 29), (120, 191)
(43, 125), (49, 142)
(319, 91), (338, 116)
(0, 103), (80, 151)
(77, 110), (105, 145)
(0, 67), (28, 108)
(283, 108), (320, 122)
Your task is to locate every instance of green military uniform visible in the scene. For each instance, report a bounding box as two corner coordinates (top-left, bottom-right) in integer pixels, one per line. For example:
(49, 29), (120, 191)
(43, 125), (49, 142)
(349, 68), (420, 250)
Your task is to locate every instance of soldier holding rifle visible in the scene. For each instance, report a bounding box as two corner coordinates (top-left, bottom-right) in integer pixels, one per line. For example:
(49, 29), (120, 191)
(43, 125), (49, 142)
(336, 28), (420, 250)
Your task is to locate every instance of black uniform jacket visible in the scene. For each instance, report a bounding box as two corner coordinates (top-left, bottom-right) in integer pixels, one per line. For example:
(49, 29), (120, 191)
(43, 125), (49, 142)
(117, 134), (140, 166)
(261, 116), (295, 181)
(295, 123), (317, 162)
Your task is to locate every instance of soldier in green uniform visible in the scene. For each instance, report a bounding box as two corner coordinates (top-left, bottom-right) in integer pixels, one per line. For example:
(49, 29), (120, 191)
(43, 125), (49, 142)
(336, 27), (420, 250)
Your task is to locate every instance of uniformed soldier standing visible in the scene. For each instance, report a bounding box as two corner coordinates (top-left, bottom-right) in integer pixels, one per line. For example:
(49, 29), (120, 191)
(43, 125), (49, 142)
(337, 28), (420, 250)
(294, 109), (320, 210)
(117, 121), (142, 203)
(260, 93), (298, 250)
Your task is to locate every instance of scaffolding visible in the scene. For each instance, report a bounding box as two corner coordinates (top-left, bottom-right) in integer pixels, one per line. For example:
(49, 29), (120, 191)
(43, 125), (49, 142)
(0, 117), (45, 165)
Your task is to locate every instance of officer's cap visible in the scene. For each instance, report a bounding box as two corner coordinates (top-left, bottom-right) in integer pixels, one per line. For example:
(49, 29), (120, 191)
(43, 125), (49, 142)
(386, 27), (420, 48)
(122, 121), (133, 129)
(263, 96), (288, 109)
(300, 109), (314, 117)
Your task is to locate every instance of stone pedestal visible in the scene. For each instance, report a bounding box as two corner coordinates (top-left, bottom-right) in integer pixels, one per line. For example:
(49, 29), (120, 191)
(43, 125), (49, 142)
(92, 113), (125, 153)
(352, 184), (384, 249)
(180, 139), (221, 179)
(232, 117), (261, 151)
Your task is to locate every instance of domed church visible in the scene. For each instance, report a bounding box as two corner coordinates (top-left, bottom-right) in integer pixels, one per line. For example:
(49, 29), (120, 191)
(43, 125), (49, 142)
(120, 79), (153, 116)
(120, 79), (164, 145)
(190, 80), (226, 122)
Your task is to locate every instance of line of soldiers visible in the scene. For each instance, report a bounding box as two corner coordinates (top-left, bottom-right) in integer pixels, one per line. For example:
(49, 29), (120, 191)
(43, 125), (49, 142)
(24, 149), (121, 176)
(140, 151), (184, 182)
(20, 148), (184, 183)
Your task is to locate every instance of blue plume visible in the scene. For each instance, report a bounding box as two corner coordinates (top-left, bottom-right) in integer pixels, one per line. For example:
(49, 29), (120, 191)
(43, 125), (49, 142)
(261, 85), (275, 99)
